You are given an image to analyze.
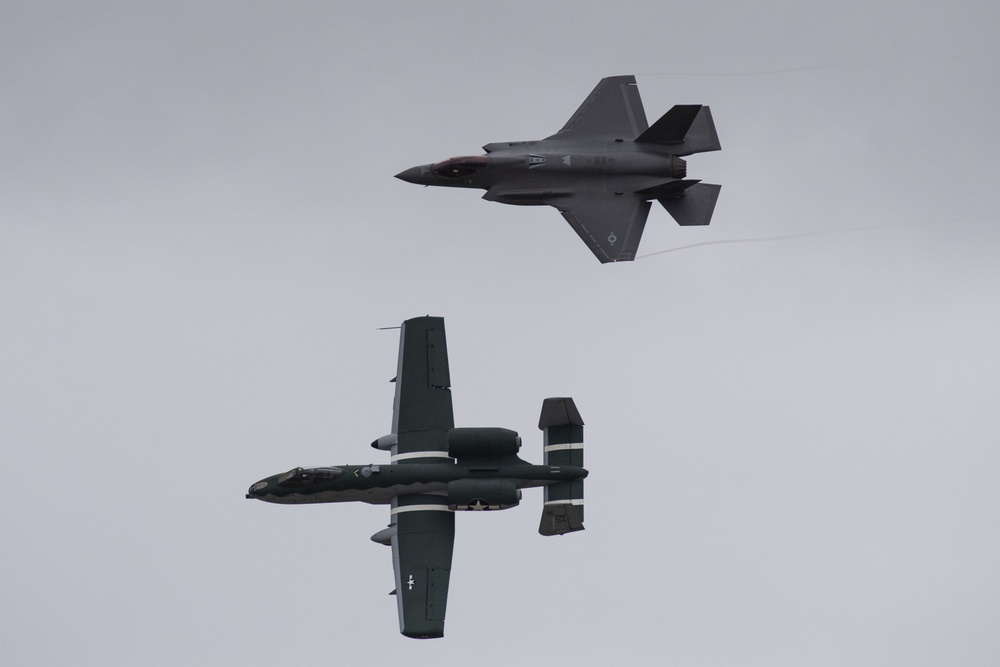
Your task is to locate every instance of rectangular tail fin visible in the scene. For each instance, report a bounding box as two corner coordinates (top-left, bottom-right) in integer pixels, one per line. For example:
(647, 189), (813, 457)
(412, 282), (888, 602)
(539, 502), (584, 536)
(538, 398), (585, 536)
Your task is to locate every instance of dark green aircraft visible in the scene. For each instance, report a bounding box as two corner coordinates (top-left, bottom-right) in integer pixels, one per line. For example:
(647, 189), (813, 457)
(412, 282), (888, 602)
(246, 316), (586, 639)
(396, 74), (721, 263)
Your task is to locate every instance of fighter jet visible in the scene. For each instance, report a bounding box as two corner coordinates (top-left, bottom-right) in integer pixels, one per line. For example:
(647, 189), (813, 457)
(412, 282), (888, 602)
(396, 75), (721, 263)
(246, 316), (587, 639)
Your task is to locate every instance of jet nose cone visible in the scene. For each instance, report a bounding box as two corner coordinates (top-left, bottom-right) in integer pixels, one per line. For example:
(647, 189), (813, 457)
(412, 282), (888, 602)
(246, 480), (268, 499)
(395, 165), (426, 184)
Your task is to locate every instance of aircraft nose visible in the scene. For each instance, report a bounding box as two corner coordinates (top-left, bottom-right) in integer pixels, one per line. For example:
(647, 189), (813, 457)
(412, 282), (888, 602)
(394, 166), (426, 184)
(246, 480), (268, 499)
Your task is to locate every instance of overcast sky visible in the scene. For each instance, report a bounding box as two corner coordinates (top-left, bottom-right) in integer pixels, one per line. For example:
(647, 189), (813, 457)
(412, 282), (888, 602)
(3, 2), (999, 665)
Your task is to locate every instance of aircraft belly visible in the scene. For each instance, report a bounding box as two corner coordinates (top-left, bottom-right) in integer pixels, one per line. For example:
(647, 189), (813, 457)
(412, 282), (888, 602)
(357, 482), (448, 505)
(262, 482), (447, 505)
(497, 147), (673, 176)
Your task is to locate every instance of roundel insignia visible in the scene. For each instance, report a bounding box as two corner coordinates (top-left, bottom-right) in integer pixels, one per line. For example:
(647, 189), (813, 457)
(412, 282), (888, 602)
(468, 499), (489, 511)
(608, 232), (618, 246)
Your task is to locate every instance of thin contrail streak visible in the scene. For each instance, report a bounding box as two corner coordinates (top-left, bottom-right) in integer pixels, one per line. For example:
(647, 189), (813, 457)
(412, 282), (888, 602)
(636, 220), (956, 260)
(634, 65), (857, 77)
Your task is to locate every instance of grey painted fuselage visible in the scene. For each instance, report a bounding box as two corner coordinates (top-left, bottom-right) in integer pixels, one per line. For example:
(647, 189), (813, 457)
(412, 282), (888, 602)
(396, 75), (721, 262)
(398, 140), (687, 201)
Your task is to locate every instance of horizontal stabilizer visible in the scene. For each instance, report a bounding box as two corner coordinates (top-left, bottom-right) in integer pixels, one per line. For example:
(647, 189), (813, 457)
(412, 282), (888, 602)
(636, 106), (721, 156)
(635, 105), (701, 144)
(659, 183), (721, 227)
(539, 502), (584, 536)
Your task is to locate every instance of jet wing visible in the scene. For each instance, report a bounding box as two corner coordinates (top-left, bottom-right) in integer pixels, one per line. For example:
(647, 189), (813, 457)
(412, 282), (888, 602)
(391, 316), (455, 464)
(556, 195), (652, 263)
(386, 318), (458, 638)
(390, 494), (455, 639)
(546, 75), (649, 141)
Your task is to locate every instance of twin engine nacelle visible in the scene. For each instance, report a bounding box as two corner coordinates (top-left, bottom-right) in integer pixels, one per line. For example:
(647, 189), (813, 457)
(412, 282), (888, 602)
(447, 427), (521, 459)
(447, 479), (521, 511)
(371, 428), (522, 458)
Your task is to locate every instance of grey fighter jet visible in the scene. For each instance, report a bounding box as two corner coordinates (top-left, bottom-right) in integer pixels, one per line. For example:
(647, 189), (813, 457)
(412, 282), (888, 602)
(246, 316), (587, 639)
(396, 75), (721, 263)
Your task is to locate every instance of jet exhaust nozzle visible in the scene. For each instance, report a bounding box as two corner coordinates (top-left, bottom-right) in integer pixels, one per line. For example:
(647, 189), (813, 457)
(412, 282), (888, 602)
(669, 156), (687, 179)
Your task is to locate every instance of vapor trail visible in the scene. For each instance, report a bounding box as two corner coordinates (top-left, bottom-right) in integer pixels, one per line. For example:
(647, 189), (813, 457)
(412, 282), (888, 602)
(636, 220), (952, 260)
(634, 64), (861, 77)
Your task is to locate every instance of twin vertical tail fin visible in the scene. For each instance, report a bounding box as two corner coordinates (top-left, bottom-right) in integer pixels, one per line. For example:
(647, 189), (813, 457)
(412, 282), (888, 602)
(634, 105), (722, 227)
(538, 398), (585, 536)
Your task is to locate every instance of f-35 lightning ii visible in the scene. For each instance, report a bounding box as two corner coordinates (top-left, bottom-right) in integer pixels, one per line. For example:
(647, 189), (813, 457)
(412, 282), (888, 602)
(246, 316), (587, 639)
(396, 75), (721, 263)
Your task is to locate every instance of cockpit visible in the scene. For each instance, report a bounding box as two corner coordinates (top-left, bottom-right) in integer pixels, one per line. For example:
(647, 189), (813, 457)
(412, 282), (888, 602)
(277, 466), (343, 487)
(430, 155), (489, 178)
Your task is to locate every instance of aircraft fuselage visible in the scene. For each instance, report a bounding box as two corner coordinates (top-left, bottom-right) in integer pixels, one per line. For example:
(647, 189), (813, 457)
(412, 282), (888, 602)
(396, 139), (688, 202)
(395, 75), (721, 262)
(247, 461), (587, 505)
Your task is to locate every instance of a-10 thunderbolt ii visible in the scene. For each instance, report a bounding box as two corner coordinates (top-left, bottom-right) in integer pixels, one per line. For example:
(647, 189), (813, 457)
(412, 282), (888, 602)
(396, 74), (721, 263)
(246, 316), (587, 639)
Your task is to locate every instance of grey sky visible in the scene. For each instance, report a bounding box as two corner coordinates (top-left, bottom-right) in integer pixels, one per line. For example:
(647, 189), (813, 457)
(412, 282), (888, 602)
(2, 2), (998, 664)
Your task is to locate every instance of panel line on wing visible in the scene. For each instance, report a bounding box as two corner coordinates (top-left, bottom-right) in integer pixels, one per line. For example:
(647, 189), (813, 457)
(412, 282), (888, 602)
(549, 75), (649, 140)
(558, 196), (651, 263)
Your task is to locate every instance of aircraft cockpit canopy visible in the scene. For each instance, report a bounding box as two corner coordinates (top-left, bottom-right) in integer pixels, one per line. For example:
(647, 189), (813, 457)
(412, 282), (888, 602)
(278, 466), (342, 487)
(430, 156), (489, 178)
